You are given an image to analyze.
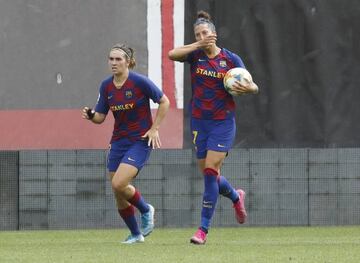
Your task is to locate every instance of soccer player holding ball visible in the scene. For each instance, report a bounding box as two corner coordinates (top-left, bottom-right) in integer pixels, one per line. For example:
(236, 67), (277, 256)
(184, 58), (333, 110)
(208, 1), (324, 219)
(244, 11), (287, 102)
(82, 43), (170, 244)
(168, 11), (258, 244)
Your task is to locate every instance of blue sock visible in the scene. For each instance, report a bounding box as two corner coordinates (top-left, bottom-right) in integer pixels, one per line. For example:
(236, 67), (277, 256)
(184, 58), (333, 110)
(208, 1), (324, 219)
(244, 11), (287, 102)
(218, 176), (239, 203)
(200, 168), (219, 232)
(128, 189), (149, 214)
(118, 206), (141, 236)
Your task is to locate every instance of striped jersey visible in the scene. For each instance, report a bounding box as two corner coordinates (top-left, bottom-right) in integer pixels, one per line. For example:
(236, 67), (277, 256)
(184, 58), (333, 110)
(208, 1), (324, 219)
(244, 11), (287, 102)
(186, 48), (245, 119)
(95, 71), (163, 143)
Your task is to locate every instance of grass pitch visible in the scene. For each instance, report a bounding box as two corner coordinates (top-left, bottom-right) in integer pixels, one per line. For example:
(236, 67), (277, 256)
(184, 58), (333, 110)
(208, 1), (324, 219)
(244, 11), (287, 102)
(1, 226), (359, 263)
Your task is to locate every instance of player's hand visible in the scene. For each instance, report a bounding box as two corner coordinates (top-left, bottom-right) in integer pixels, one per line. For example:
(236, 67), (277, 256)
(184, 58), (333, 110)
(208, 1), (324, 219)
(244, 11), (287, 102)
(82, 107), (91, 119)
(142, 128), (161, 149)
(197, 34), (217, 49)
(232, 80), (259, 95)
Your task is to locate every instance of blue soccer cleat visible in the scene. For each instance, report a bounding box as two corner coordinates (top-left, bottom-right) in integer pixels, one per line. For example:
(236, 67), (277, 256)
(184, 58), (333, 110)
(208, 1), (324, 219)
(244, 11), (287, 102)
(140, 204), (155, 236)
(121, 234), (144, 244)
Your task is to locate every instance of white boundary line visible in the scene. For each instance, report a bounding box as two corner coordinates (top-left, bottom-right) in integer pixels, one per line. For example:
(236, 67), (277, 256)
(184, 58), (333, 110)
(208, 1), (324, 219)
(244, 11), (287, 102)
(173, 0), (184, 109)
(147, 0), (162, 108)
(147, 0), (184, 109)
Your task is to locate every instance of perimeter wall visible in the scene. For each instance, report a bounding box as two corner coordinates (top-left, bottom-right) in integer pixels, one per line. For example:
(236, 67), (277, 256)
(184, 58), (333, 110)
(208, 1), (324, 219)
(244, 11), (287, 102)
(1, 148), (359, 230)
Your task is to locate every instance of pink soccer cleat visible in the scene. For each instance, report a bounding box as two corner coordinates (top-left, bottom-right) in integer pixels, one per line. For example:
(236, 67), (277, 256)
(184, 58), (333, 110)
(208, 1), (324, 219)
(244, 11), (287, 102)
(190, 228), (207, 245)
(233, 189), (247, 224)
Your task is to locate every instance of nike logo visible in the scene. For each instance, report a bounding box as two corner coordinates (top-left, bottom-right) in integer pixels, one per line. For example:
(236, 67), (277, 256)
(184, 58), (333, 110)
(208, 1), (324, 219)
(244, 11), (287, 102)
(203, 201), (213, 208)
(127, 157), (135, 162)
(198, 59), (206, 62)
(217, 144), (225, 148)
(108, 95), (113, 99)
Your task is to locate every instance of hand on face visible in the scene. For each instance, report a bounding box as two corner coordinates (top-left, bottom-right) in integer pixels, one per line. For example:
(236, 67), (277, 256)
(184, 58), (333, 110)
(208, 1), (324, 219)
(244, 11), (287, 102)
(198, 33), (217, 50)
(194, 23), (217, 50)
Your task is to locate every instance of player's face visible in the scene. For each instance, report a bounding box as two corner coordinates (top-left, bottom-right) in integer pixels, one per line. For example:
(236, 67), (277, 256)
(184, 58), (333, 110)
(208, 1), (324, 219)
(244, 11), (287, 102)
(108, 49), (129, 75)
(194, 23), (213, 42)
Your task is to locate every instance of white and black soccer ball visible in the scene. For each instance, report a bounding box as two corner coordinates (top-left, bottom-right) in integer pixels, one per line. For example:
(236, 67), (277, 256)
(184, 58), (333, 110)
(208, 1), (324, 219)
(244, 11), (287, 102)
(223, 67), (253, 96)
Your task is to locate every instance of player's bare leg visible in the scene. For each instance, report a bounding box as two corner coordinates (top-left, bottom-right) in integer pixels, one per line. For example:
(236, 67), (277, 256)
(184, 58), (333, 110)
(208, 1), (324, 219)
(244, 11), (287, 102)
(111, 165), (146, 244)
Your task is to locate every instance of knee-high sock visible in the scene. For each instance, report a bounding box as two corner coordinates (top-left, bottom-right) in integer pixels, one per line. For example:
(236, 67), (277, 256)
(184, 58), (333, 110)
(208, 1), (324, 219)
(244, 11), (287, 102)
(118, 205), (141, 236)
(218, 176), (239, 203)
(200, 168), (219, 232)
(128, 189), (150, 214)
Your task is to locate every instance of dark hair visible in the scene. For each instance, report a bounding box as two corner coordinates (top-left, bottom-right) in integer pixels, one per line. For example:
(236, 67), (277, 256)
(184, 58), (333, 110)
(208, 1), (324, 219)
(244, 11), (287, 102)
(110, 43), (136, 69)
(193, 10), (216, 32)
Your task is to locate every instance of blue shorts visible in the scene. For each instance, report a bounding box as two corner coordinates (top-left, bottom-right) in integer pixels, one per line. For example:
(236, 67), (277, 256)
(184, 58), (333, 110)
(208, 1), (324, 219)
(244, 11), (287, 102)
(190, 117), (236, 159)
(107, 138), (151, 172)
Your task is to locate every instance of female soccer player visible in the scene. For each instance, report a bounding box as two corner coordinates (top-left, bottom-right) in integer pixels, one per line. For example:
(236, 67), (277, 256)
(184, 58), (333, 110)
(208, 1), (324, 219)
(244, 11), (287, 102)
(82, 43), (170, 244)
(168, 11), (258, 244)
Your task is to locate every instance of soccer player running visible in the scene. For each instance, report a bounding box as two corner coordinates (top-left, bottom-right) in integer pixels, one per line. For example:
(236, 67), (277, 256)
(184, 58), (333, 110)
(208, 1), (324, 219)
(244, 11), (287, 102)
(168, 11), (258, 244)
(82, 43), (170, 244)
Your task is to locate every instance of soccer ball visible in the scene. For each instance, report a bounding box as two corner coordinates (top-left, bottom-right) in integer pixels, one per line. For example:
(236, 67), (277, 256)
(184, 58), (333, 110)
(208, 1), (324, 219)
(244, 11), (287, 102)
(223, 67), (253, 96)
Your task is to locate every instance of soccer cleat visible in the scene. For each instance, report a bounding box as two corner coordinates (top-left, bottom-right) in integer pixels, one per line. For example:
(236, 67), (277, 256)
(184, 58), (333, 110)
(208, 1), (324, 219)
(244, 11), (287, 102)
(121, 234), (144, 244)
(190, 228), (207, 245)
(233, 189), (247, 224)
(140, 204), (155, 237)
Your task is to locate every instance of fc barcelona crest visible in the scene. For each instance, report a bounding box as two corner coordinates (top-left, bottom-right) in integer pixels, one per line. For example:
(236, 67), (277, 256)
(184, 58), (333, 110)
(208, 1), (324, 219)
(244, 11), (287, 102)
(219, 60), (227, 67)
(125, 90), (133, 98)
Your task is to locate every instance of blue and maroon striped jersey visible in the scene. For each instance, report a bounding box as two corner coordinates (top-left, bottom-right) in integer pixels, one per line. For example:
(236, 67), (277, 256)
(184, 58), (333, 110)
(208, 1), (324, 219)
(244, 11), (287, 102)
(95, 71), (163, 143)
(186, 48), (245, 120)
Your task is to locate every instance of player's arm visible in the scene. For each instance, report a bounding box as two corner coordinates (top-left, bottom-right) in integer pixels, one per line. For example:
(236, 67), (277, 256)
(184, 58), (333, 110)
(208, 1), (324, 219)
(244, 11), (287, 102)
(152, 94), (170, 130)
(168, 34), (217, 62)
(229, 53), (259, 95)
(81, 106), (106, 124)
(168, 43), (198, 62)
(142, 94), (170, 149)
(242, 80), (259, 94)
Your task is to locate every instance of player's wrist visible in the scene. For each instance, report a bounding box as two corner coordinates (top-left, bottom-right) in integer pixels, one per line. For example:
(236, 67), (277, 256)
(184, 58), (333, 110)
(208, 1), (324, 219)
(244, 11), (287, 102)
(249, 82), (259, 94)
(194, 41), (203, 49)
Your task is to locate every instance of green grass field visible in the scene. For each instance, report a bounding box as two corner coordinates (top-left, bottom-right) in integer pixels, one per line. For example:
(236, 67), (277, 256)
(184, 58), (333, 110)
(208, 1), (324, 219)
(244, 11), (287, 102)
(1, 226), (359, 263)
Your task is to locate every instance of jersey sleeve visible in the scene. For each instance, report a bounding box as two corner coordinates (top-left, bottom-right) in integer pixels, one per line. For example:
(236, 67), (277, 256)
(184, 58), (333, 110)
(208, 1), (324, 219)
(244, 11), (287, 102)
(94, 81), (109, 114)
(185, 50), (196, 64)
(230, 52), (246, 68)
(138, 75), (164, 104)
